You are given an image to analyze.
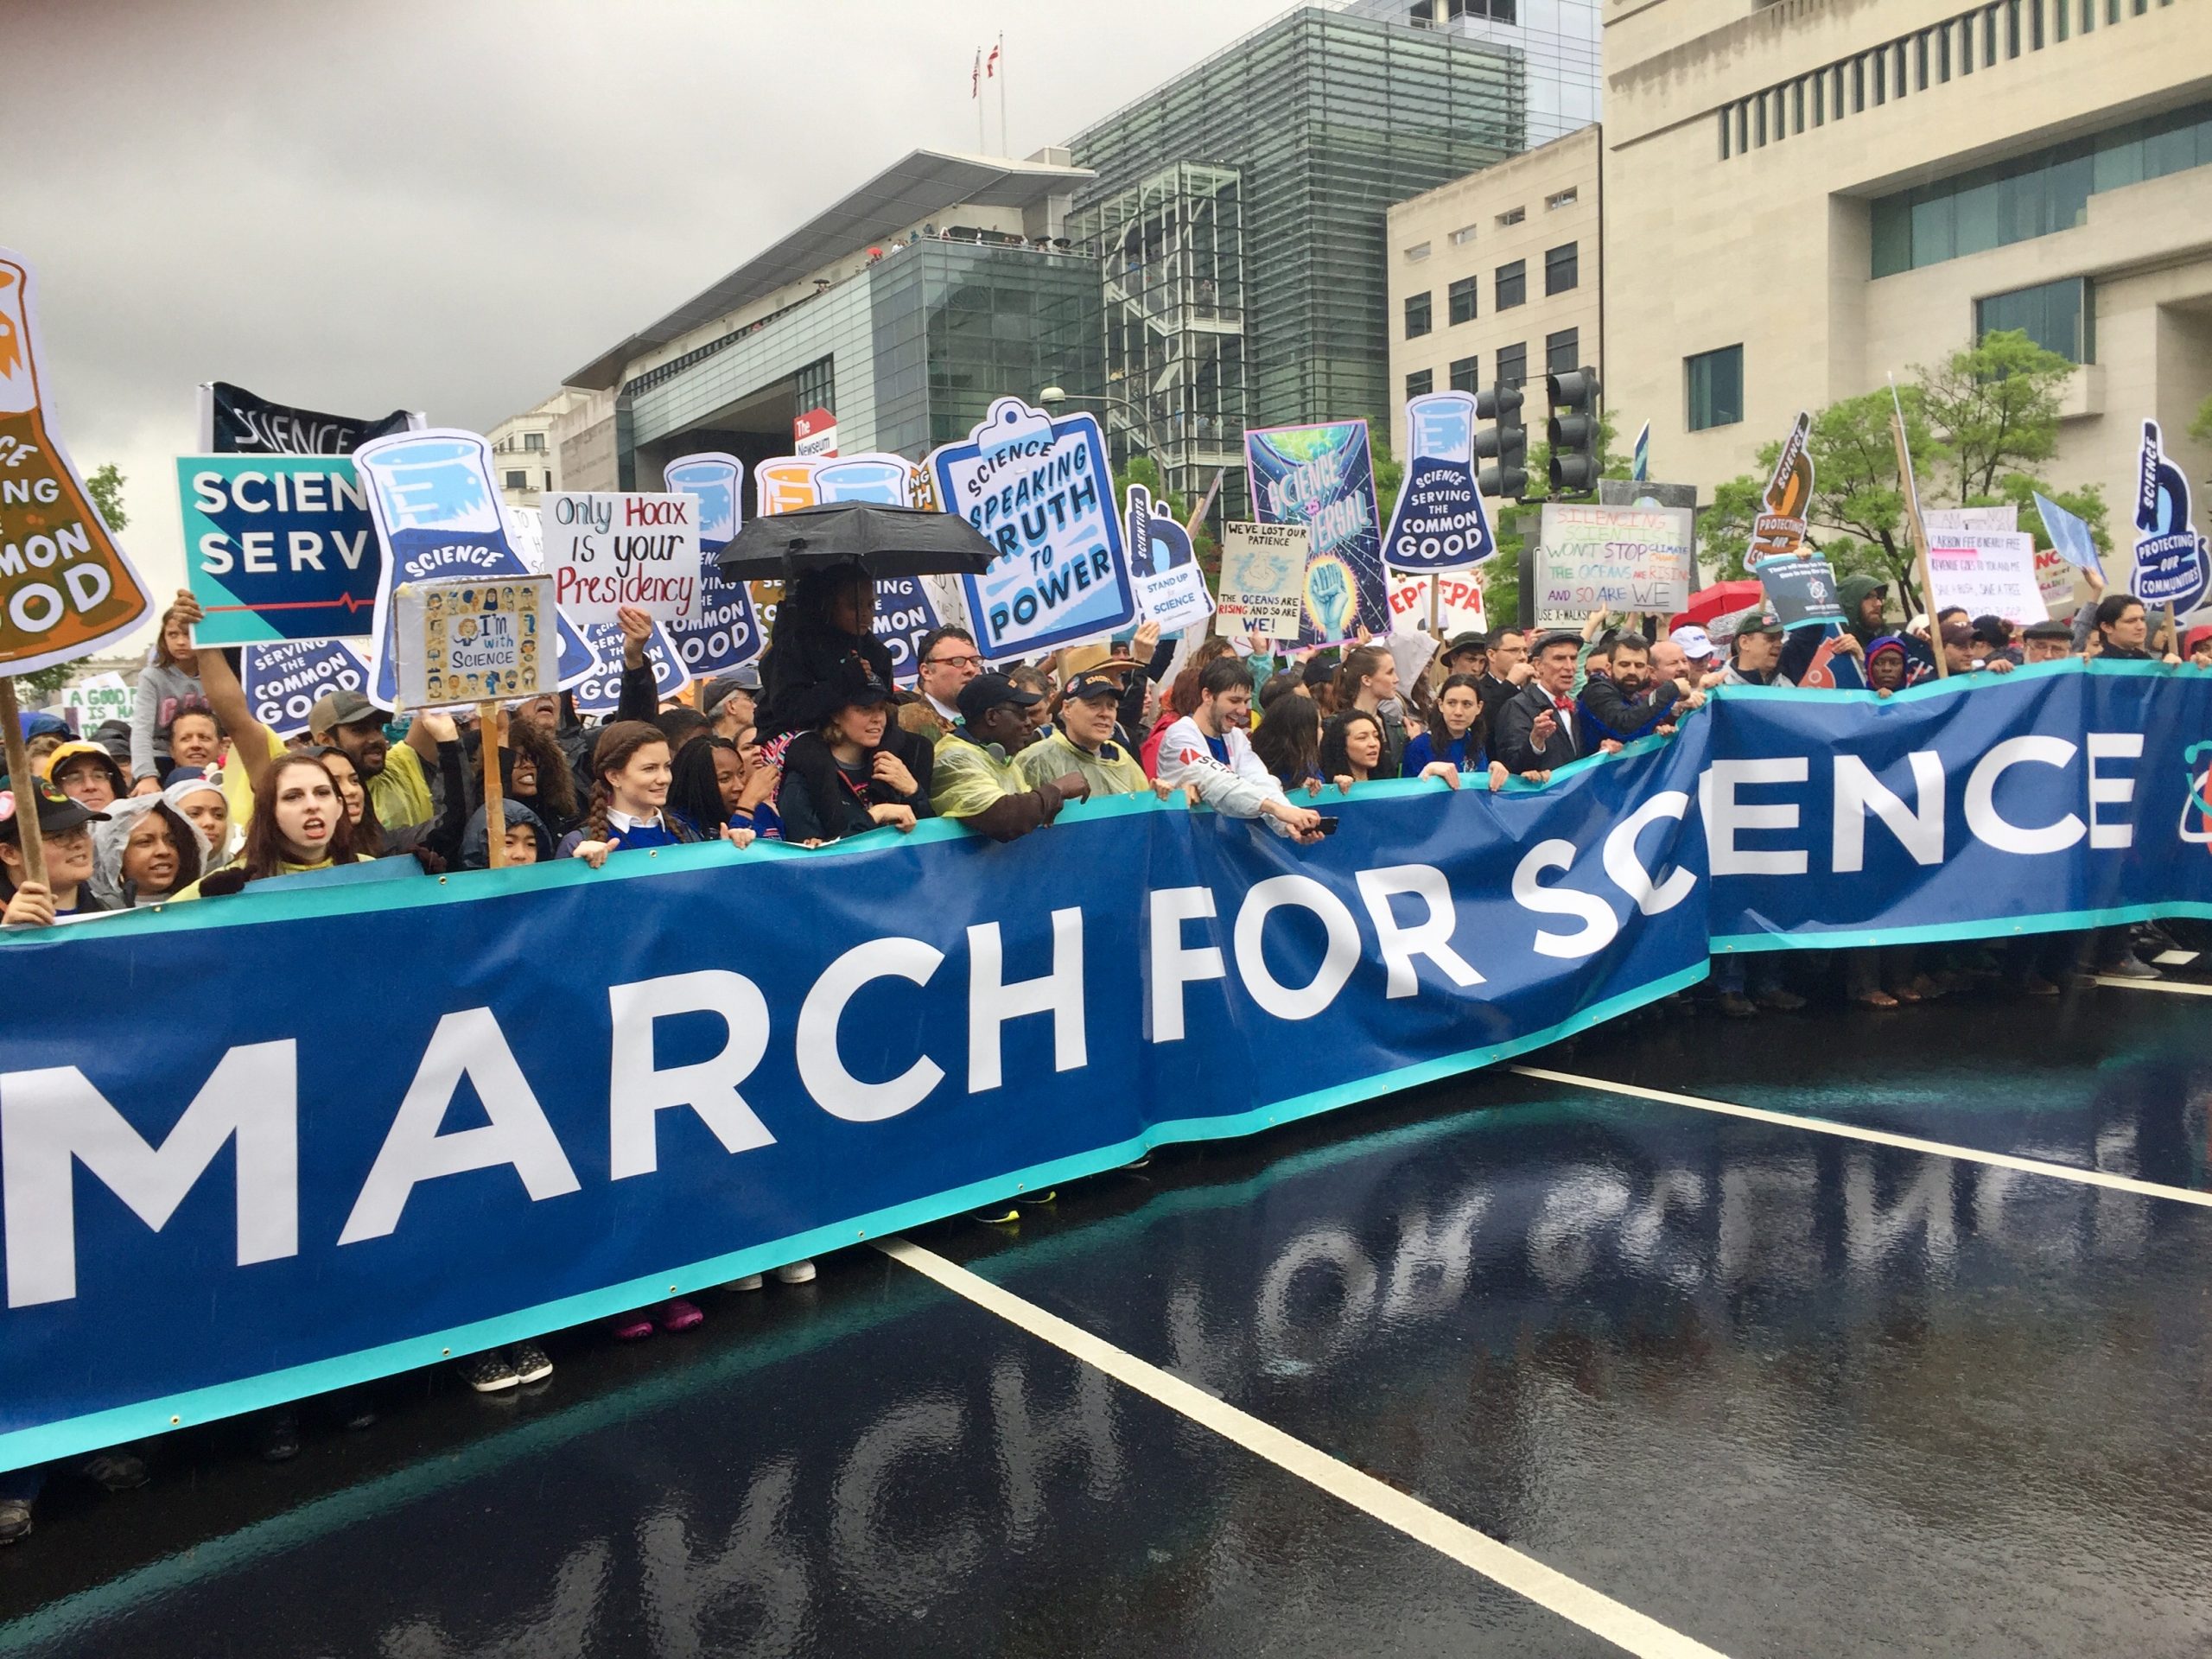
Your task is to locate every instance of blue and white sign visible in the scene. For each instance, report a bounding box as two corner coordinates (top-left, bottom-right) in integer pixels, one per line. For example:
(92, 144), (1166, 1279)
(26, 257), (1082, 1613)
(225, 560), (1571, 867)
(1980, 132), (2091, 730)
(2034, 490), (2103, 573)
(661, 453), (763, 677)
(1123, 482), (1213, 633)
(1381, 391), (1494, 572)
(569, 620), (688, 718)
(355, 430), (593, 708)
(176, 456), (381, 645)
(240, 638), (371, 738)
(929, 397), (1137, 664)
(873, 575), (943, 686)
(1, 662), (2208, 1470)
(1245, 419), (1389, 645)
(2130, 419), (2209, 614)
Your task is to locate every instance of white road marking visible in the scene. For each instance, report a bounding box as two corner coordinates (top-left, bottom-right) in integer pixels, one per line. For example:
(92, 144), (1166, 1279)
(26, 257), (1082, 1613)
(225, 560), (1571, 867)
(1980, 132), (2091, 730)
(1513, 1066), (2212, 1210)
(879, 1236), (1729, 1659)
(2094, 974), (2212, 996)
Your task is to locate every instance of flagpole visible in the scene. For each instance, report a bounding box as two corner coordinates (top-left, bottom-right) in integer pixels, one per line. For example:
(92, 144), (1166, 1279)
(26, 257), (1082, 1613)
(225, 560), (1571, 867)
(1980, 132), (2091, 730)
(975, 50), (985, 152)
(1887, 377), (1948, 680)
(997, 35), (1007, 158)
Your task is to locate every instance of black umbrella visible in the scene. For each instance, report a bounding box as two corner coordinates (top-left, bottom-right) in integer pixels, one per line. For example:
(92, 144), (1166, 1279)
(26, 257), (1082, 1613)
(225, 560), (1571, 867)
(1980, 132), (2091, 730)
(715, 501), (997, 580)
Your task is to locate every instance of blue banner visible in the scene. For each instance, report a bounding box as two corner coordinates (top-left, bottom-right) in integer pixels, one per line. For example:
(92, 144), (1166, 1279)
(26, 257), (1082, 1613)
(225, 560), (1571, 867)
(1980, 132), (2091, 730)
(1, 661), (2208, 1468)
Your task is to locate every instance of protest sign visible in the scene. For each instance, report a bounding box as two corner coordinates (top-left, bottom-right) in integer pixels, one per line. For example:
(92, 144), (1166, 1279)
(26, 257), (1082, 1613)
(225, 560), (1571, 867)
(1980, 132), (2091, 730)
(569, 620), (688, 717)
(197, 382), (416, 455)
(5, 664), (2209, 1470)
(1215, 520), (1307, 638)
(175, 455), (379, 645)
(1245, 420), (1389, 645)
(0, 250), (156, 677)
(1123, 482), (1214, 633)
(355, 429), (593, 708)
(662, 453), (762, 677)
(2035, 491), (2102, 572)
(543, 491), (700, 626)
(873, 575), (943, 685)
(393, 575), (553, 709)
(240, 638), (372, 738)
(1386, 569), (1486, 639)
(1923, 505), (2017, 537)
(52, 672), (131, 735)
(1926, 530), (2048, 625)
(1533, 503), (1694, 625)
(929, 397), (1137, 663)
(2130, 418), (2209, 614)
(1752, 552), (1847, 632)
(1381, 391), (1494, 571)
(1745, 410), (1815, 565)
(2034, 546), (2079, 613)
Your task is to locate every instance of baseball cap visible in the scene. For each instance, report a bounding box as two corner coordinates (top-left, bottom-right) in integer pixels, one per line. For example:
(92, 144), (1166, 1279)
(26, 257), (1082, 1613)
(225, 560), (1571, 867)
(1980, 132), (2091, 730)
(0, 778), (108, 844)
(1740, 611), (1786, 638)
(1941, 621), (1977, 649)
(310, 690), (381, 732)
(1669, 624), (1714, 659)
(957, 672), (1042, 726)
(1063, 667), (1127, 702)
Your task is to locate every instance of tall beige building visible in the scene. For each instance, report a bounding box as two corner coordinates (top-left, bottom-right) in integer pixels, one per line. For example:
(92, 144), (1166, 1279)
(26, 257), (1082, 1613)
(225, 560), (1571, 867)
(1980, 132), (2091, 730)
(1604, 0), (2212, 518)
(486, 389), (589, 511)
(1387, 124), (1604, 456)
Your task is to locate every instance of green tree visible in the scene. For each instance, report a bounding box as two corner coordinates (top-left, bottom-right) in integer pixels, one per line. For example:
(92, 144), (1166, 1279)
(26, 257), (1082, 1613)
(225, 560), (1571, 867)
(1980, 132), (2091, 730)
(16, 465), (130, 699)
(2191, 392), (2212, 445)
(1697, 330), (2096, 613)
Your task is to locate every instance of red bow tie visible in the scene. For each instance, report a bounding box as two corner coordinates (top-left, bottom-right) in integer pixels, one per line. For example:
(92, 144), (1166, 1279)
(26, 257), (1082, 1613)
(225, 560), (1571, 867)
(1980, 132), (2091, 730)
(1552, 696), (1573, 714)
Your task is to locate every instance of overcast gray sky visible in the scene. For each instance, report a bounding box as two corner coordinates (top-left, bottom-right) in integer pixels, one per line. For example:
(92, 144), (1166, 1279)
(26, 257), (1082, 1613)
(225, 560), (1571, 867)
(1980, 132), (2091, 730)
(7, 0), (1294, 632)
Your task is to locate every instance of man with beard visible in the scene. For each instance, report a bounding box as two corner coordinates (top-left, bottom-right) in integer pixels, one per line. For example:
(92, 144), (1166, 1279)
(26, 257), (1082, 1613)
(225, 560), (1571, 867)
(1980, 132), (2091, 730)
(310, 689), (437, 832)
(1579, 631), (1701, 747)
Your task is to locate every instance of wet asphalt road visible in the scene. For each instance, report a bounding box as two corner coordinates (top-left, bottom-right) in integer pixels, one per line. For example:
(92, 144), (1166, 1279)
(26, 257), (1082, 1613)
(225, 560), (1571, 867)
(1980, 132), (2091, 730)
(2, 983), (2209, 1656)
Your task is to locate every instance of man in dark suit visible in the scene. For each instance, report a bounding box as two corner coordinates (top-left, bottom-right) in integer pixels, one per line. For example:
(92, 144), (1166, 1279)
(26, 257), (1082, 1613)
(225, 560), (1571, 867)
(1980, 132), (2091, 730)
(1475, 626), (1530, 723)
(1492, 629), (1586, 779)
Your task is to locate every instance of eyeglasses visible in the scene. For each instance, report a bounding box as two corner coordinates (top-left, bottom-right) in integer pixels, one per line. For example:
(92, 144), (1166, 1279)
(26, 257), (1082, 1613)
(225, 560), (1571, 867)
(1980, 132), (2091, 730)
(925, 653), (982, 670)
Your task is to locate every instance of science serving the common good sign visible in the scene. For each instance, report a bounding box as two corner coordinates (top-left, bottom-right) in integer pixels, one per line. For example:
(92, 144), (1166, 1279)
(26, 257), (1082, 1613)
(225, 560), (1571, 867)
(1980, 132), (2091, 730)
(1245, 419), (1389, 645)
(662, 453), (763, 677)
(1382, 391), (1494, 572)
(0, 661), (2205, 1470)
(176, 456), (380, 645)
(354, 429), (593, 708)
(929, 397), (1137, 664)
(0, 248), (156, 676)
(241, 639), (372, 738)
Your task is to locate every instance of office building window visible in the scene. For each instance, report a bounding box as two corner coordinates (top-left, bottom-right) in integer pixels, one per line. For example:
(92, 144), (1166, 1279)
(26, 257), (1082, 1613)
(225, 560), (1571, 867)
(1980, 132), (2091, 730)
(1545, 328), (1580, 375)
(1813, 71), (1826, 124)
(1497, 206), (1526, 227)
(1937, 24), (1952, 78)
(1544, 242), (1579, 295)
(523, 432), (545, 452)
(1449, 354), (1480, 393)
(1871, 99), (2212, 275)
(1496, 259), (1527, 309)
(1450, 224), (1478, 245)
(1719, 109), (1732, 160)
(1545, 188), (1579, 211)
(1793, 79), (1807, 133)
(1448, 275), (1478, 325)
(1407, 369), (1434, 398)
(1405, 241), (1432, 262)
(1736, 101), (1750, 152)
(1756, 94), (1768, 145)
(1686, 345), (1745, 431)
(504, 470), (528, 490)
(1977, 276), (2093, 361)
(1497, 342), (1528, 388)
(1405, 291), (1433, 338)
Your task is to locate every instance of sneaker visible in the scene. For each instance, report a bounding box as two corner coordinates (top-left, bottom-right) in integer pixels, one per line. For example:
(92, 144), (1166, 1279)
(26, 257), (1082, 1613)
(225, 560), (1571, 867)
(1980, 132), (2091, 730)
(774, 1260), (817, 1285)
(1717, 991), (1758, 1019)
(610, 1312), (656, 1342)
(973, 1206), (1021, 1224)
(1753, 988), (1807, 1012)
(0, 1499), (29, 1545)
(510, 1342), (553, 1385)
(657, 1298), (705, 1333)
(81, 1452), (148, 1492)
(723, 1274), (765, 1292)
(2100, 957), (2161, 981)
(460, 1351), (519, 1394)
(255, 1408), (300, 1464)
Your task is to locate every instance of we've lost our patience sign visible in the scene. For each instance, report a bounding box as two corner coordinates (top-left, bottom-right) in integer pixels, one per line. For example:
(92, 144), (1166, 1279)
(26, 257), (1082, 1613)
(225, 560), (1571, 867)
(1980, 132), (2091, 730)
(543, 493), (700, 625)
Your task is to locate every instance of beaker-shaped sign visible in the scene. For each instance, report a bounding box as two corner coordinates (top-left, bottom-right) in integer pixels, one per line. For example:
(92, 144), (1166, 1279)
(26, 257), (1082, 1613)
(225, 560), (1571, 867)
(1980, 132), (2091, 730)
(0, 249), (154, 674)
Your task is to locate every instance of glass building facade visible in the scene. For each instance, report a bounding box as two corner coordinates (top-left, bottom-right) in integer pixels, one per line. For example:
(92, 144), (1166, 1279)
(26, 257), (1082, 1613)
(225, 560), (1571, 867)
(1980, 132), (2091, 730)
(1065, 8), (1522, 451)
(1345, 0), (1601, 148)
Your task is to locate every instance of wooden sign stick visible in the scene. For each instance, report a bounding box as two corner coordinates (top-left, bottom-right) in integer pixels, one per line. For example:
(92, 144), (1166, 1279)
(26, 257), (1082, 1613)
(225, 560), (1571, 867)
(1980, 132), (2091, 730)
(0, 678), (48, 889)
(479, 701), (506, 869)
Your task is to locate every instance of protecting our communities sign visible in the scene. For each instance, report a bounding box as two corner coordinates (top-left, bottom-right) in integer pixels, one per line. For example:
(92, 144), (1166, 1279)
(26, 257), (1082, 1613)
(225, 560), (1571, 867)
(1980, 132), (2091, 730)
(0, 249), (154, 675)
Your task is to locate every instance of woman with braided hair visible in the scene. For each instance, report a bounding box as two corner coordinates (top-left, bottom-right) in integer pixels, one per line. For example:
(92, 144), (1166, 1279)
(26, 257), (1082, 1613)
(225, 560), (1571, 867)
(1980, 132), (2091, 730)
(556, 721), (755, 867)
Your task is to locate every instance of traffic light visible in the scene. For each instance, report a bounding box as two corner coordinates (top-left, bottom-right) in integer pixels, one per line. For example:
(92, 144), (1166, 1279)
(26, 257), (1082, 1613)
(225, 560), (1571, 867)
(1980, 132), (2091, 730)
(1475, 383), (1528, 500)
(1547, 367), (1601, 494)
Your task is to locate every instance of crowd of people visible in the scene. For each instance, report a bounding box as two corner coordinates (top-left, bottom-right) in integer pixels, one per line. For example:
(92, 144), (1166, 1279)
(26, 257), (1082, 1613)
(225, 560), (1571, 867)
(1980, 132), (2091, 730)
(1, 558), (2204, 1544)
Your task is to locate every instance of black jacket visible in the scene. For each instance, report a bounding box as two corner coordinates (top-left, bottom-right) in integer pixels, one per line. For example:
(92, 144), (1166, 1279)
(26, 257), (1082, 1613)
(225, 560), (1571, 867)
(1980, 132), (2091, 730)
(1492, 681), (1586, 775)
(776, 729), (936, 842)
(1578, 676), (1681, 746)
(760, 626), (898, 741)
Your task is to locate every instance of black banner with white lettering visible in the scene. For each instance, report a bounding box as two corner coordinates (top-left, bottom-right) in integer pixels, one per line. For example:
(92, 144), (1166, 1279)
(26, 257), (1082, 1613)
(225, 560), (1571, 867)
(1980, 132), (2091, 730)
(200, 381), (417, 455)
